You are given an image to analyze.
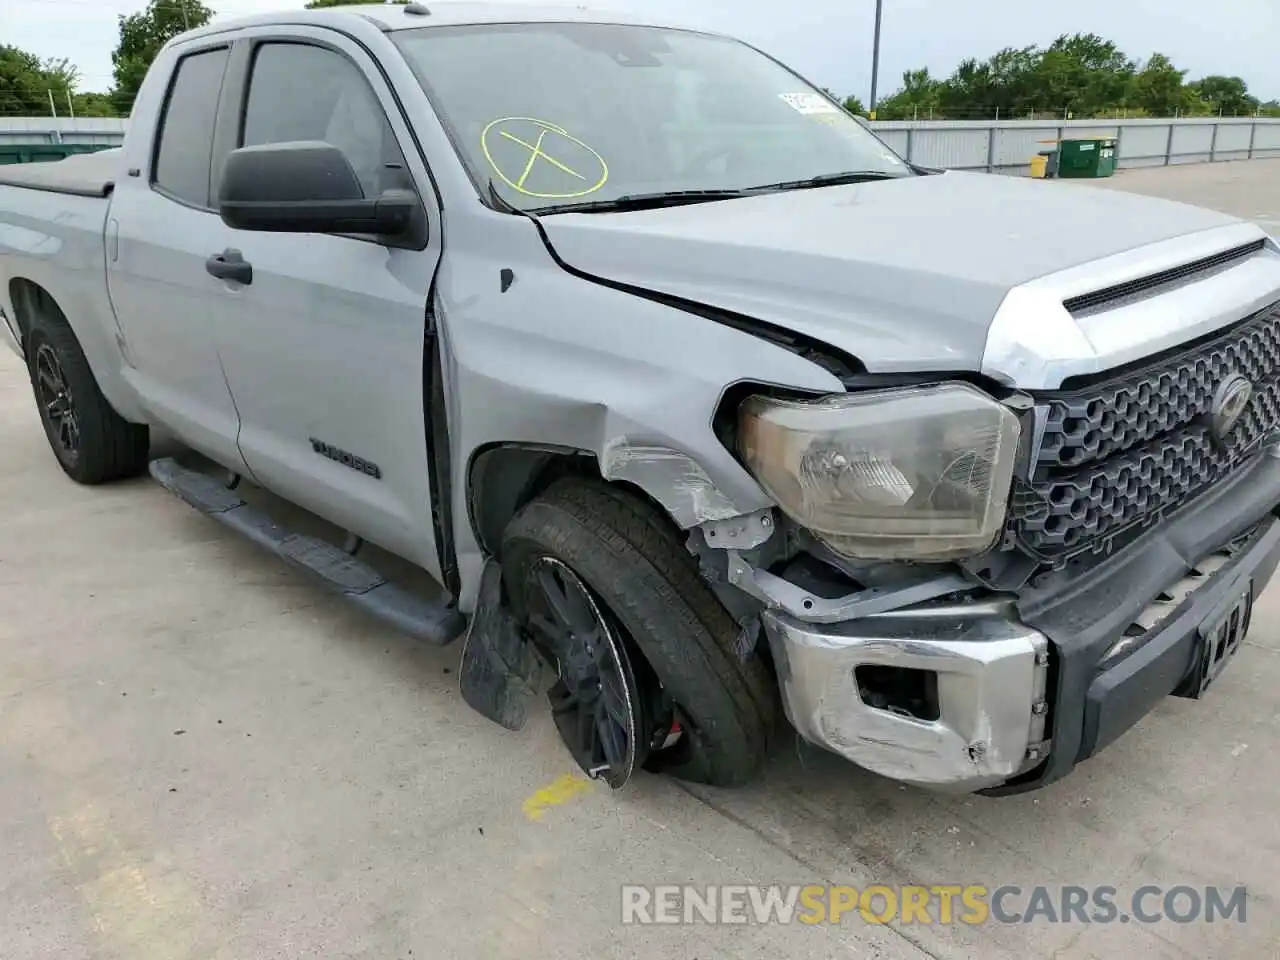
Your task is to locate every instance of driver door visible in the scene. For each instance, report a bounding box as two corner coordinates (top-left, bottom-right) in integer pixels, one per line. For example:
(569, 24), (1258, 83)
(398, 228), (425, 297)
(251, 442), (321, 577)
(205, 31), (445, 577)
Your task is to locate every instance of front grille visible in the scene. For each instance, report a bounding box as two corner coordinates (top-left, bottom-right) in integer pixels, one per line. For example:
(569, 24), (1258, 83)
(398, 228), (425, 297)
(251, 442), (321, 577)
(1012, 300), (1280, 557)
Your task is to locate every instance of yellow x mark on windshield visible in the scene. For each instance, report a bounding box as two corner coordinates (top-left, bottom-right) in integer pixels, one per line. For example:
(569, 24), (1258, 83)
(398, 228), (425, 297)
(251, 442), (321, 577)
(500, 129), (588, 188)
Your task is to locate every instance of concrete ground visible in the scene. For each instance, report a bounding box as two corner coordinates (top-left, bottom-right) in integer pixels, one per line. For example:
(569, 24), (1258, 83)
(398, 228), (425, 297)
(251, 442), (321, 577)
(3, 159), (1280, 960)
(1087, 157), (1280, 235)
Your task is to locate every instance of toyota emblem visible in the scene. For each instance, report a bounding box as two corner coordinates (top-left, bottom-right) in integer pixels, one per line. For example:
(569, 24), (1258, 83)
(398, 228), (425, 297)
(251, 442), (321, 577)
(1209, 373), (1253, 446)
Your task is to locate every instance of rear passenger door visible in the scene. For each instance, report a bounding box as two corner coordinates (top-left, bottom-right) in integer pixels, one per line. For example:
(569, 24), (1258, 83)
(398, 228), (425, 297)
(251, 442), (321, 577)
(106, 43), (249, 472)
(205, 30), (446, 577)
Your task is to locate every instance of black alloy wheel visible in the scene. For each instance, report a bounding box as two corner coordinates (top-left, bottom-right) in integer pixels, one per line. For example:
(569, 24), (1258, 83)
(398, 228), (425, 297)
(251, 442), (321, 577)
(503, 478), (779, 787)
(22, 309), (150, 484)
(33, 342), (80, 465)
(524, 556), (640, 788)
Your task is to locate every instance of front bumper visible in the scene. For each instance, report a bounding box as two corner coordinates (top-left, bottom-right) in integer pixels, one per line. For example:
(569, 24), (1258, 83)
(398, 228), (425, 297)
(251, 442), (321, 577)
(761, 451), (1280, 794)
(763, 602), (1051, 791)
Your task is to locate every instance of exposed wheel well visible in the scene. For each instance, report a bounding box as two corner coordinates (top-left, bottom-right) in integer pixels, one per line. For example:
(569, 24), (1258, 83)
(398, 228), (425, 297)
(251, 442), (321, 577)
(466, 444), (676, 560)
(8, 278), (64, 349)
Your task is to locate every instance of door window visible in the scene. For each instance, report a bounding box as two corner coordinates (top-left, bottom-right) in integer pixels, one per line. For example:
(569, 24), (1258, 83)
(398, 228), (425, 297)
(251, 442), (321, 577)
(241, 42), (408, 199)
(153, 47), (231, 208)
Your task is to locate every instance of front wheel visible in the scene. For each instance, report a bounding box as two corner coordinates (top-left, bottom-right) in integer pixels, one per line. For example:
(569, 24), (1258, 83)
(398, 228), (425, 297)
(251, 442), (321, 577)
(25, 312), (149, 484)
(502, 478), (779, 788)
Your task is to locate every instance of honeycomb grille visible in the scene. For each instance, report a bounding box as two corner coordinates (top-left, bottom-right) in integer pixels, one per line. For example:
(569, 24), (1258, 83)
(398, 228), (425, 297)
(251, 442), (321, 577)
(1013, 302), (1280, 556)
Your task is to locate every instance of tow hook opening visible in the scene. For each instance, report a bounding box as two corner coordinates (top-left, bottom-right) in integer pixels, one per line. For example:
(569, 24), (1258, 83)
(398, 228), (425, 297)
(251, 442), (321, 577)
(854, 664), (940, 722)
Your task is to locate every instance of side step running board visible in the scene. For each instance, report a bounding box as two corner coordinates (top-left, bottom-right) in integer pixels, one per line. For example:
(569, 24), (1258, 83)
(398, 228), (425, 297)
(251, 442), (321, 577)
(149, 458), (466, 646)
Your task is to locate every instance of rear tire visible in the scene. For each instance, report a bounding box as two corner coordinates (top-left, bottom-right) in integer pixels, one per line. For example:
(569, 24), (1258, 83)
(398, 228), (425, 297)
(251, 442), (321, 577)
(502, 478), (779, 787)
(25, 311), (149, 484)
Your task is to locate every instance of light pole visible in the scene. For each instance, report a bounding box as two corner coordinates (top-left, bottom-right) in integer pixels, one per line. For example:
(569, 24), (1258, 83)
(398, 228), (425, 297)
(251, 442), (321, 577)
(869, 0), (884, 119)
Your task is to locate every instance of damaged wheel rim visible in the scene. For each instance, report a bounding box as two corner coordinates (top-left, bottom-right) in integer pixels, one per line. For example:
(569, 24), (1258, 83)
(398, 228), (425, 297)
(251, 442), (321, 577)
(526, 557), (638, 788)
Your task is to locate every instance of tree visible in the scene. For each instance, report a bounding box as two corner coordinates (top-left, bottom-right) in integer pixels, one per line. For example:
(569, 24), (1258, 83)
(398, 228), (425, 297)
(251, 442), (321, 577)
(816, 86), (864, 116)
(1033, 34), (1135, 116)
(112, 0), (215, 113)
(850, 34), (1268, 121)
(305, 0), (407, 6)
(0, 45), (85, 116)
(72, 92), (121, 118)
(1187, 75), (1259, 116)
(936, 48), (1037, 117)
(41, 57), (79, 99)
(875, 68), (943, 119)
(1, 45), (50, 116)
(1178, 89), (1215, 117)
(0, 46), (122, 118)
(841, 95), (866, 117)
(1130, 54), (1186, 117)
(37, 57), (78, 117)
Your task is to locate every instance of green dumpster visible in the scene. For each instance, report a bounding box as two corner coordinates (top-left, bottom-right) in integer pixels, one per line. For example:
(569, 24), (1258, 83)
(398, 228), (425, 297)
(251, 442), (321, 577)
(1056, 138), (1118, 179)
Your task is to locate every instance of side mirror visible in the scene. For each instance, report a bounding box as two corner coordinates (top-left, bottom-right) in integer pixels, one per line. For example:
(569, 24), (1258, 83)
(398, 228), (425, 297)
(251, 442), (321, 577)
(218, 141), (420, 240)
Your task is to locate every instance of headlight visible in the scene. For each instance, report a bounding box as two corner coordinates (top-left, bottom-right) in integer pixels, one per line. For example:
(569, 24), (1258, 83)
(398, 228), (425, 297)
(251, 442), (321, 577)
(738, 382), (1021, 560)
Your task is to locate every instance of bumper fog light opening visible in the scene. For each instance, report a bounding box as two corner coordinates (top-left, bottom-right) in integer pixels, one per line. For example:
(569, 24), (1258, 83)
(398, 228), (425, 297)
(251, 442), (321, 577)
(854, 664), (940, 722)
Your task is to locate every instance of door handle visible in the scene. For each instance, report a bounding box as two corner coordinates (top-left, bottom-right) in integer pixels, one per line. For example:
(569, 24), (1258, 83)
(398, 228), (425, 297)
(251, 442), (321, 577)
(205, 248), (253, 285)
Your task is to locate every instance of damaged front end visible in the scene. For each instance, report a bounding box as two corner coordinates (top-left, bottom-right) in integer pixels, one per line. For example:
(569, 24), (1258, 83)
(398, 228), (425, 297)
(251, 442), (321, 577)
(689, 524), (1051, 792)
(686, 379), (1051, 791)
(455, 299), (1280, 794)
(458, 376), (1056, 793)
(691, 287), (1280, 794)
(692, 513), (1052, 792)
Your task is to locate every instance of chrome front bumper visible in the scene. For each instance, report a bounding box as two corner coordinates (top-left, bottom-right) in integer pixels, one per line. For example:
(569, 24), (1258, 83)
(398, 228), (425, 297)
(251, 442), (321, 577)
(762, 601), (1051, 792)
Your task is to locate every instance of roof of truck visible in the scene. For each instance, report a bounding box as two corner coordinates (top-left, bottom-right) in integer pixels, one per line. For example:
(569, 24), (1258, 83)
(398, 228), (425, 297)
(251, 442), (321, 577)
(182, 2), (696, 41)
(363, 2), (680, 28)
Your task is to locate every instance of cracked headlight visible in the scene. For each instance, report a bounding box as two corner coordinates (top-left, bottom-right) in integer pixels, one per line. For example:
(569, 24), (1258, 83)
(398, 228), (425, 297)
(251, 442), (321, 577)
(738, 383), (1021, 560)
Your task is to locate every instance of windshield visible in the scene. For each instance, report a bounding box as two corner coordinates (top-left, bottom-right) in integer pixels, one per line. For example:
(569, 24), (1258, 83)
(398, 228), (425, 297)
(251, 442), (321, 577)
(391, 22), (911, 213)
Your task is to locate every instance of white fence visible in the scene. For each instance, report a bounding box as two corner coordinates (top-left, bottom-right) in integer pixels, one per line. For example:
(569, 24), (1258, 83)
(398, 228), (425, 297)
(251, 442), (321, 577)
(869, 117), (1280, 175)
(5, 115), (1280, 175)
(0, 117), (128, 148)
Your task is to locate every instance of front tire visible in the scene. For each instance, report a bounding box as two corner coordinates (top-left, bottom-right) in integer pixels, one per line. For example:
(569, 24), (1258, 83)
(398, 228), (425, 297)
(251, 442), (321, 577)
(25, 312), (149, 484)
(502, 478), (779, 787)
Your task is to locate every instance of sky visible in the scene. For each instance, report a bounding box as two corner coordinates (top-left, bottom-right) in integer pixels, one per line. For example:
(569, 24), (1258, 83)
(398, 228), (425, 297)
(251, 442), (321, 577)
(4, 0), (1278, 103)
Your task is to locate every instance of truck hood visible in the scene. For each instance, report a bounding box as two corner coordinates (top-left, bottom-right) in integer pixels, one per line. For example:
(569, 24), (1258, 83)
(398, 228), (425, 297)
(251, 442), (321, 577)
(538, 171), (1241, 374)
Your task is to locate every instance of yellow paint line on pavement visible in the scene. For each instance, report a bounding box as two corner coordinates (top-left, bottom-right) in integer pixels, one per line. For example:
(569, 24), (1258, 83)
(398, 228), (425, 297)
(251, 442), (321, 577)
(2, 689), (230, 960)
(521, 772), (595, 821)
(47, 799), (217, 960)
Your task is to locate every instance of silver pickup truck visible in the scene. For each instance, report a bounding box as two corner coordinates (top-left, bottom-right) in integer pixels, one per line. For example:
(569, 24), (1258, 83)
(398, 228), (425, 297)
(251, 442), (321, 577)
(4, 3), (1280, 795)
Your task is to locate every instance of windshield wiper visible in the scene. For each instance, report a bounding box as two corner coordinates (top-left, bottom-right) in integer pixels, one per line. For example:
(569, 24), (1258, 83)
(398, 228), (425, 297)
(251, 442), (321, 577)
(518, 172), (905, 216)
(745, 170), (907, 193)
(528, 189), (753, 215)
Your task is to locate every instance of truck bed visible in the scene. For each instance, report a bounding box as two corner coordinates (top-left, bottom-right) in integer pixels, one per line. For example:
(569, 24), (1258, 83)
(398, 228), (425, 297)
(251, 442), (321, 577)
(0, 157), (120, 377)
(0, 149), (121, 199)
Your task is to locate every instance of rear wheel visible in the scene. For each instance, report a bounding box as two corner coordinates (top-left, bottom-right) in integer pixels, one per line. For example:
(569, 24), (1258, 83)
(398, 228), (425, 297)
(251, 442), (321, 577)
(502, 477), (779, 788)
(25, 312), (149, 484)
